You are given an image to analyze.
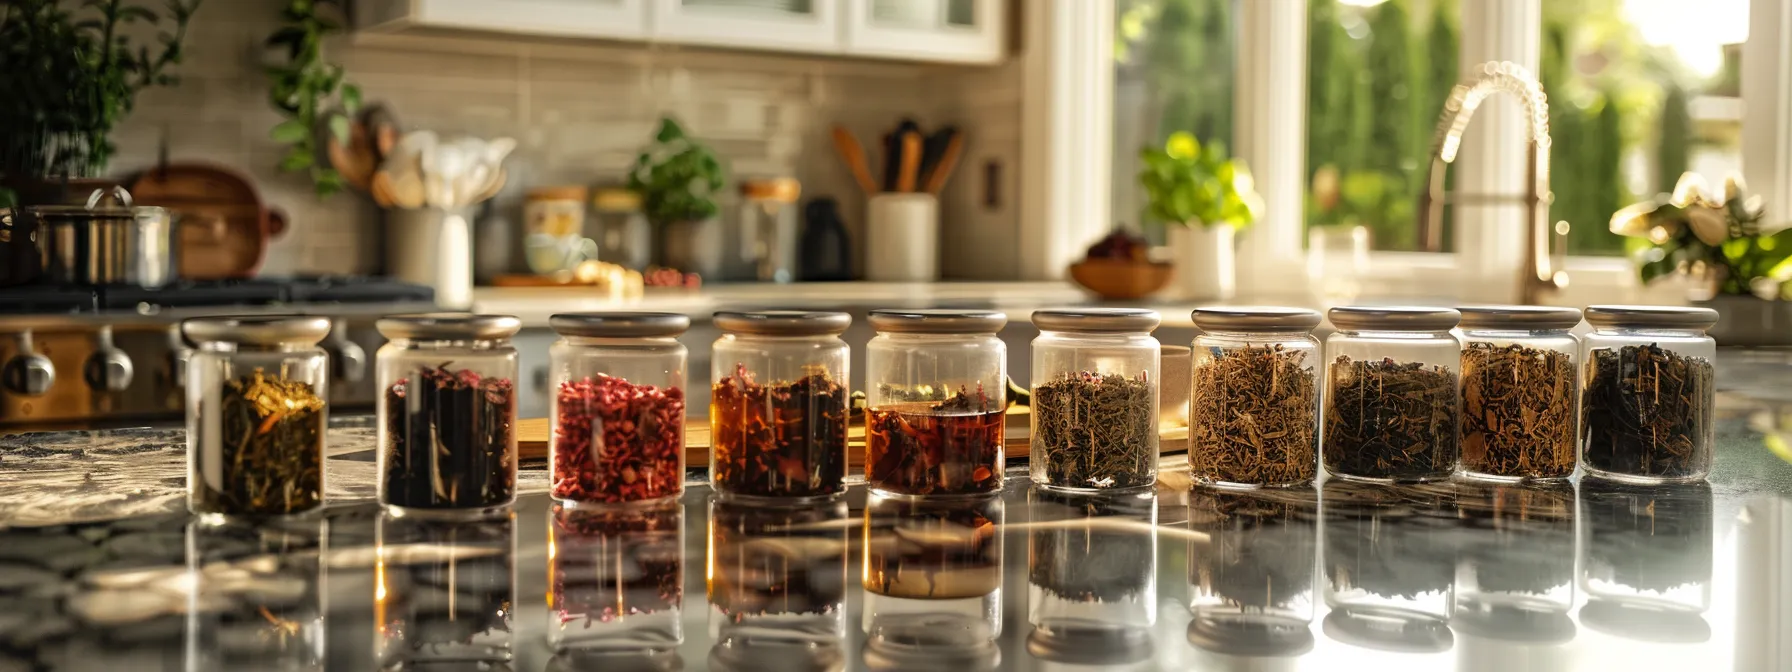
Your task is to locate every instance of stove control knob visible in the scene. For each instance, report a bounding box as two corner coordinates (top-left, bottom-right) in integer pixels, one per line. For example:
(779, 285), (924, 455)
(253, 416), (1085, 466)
(84, 327), (134, 393)
(326, 329), (367, 385)
(3, 334), (55, 397)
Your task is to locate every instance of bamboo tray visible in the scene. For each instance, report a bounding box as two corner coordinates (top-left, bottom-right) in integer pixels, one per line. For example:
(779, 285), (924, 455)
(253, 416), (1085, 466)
(517, 406), (1190, 464)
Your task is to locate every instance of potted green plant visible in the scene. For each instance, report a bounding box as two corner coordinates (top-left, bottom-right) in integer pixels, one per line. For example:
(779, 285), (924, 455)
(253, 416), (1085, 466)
(628, 117), (725, 278)
(265, 0), (361, 198)
(1612, 172), (1792, 345)
(0, 0), (200, 194)
(1138, 132), (1262, 299)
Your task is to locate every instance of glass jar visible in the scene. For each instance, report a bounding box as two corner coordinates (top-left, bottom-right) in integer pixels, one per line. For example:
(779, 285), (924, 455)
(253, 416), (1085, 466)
(1028, 308), (1161, 492)
(864, 309), (1008, 498)
(1027, 488), (1157, 667)
(1188, 307), (1322, 487)
(1186, 485), (1319, 658)
(738, 178), (801, 283)
(1455, 305), (1582, 481)
(1580, 305), (1718, 484)
(376, 314), (522, 515)
(709, 311), (850, 501)
(593, 186), (651, 271)
(182, 316), (331, 519)
(548, 500), (684, 654)
(548, 312), (690, 505)
(1322, 306), (1462, 483)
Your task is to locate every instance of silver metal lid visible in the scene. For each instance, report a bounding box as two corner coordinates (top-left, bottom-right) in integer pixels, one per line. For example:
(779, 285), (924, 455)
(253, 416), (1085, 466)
(376, 313), (522, 341)
(182, 315), (331, 347)
(1584, 305), (1719, 330)
(550, 312), (690, 338)
(1457, 305), (1583, 330)
(713, 310), (851, 336)
(1031, 307), (1160, 333)
(1328, 306), (1462, 332)
(867, 308), (1007, 334)
(1192, 306), (1322, 332)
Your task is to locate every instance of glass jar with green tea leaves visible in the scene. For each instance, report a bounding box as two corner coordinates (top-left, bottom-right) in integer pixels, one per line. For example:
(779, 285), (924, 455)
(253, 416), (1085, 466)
(377, 314), (522, 516)
(182, 316), (332, 519)
(1189, 307), (1321, 487)
(711, 311), (852, 502)
(1322, 307), (1462, 483)
(1579, 305), (1718, 484)
(1456, 306), (1582, 482)
(865, 309), (1008, 498)
(1028, 308), (1160, 492)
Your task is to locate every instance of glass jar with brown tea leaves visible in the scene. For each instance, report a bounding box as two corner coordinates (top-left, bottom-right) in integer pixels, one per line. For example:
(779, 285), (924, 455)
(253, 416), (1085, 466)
(1322, 307), (1462, 483)
(1188, 307), (1321, 487)
(1579, 305), (1718, 484)
(183, 316), (331, 519)
(865, 309), (1008, 498)
(377, 314), (522, 516)
(1029, 308), (1161, 492)
(1455, 306), (1581, 482)
(710, 311), (852, 501)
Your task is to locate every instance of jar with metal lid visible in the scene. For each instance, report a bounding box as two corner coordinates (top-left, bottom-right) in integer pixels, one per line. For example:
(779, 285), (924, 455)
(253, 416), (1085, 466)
(738, 178), (801, 283)
(183, 315), (331, 518)
(548, 312), (690, 505)
(1579, 305), (1718, 484)
(376, 314), (522, 515)
(710, 311), (851, 501)
(1028, 308), (1161, 492)
(1189, 307), (1322, 487)
(865, 309), (1008, 497)
(1456, 305), (1582, 481)
(1322, 306), (1462, 482)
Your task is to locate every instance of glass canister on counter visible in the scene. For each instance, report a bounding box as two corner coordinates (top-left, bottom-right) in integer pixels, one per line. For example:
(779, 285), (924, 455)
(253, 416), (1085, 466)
(1579, 305), (1719, 484)
(592, 186), (651, 271)
(1188, 307), (1322, 488)
(864, 309), (1008, 498)
(710, 311), (851, 501)
(1028, 308), (1161, 492)
(738, 178), (801, 283)
(1456, 306), (1582, 481)
(1322, 306), (1463, 483)
(548, 312), (690, 505)
(183, 316), (331, 518)
(376, 314), (521, 515)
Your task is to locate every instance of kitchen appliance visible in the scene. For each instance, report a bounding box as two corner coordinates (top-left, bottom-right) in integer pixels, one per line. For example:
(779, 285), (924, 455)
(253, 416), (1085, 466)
(0, 276), (434, 429)
(28, 186), (178, 287)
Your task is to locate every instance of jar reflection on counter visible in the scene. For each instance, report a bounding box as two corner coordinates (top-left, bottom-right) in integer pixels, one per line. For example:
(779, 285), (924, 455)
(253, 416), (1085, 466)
(548, 500), (684, 654)
(861, 493), (1004, 670)
(547, 312), (690, 505)
(182, 316), (331, 519)
(375, 510), (517, 668)
(1321, 480), (1458, 654)
(376, 314), (521, 516)
(1188, 307), (1323, 488)
(707, 497), (849, 672)
(1579, 479), (1713, 620)
(709, 311), (851, 501)
(1451, 481), (1576, 646)
(185, 517), (326, 670)
(1028, 308), (1161, 493)
(1455, 306), (1582, 482)
(1579, 306), (1719, 484)
(864, 309), (1008, 499)
(1026, 488), (1157, 667)
(1185, 485), (1319, 658)
(1323, 307), (1463, 483)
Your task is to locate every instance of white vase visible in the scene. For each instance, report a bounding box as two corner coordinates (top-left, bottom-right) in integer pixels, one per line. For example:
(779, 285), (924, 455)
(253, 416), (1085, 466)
(1168, 223), (1236, 300)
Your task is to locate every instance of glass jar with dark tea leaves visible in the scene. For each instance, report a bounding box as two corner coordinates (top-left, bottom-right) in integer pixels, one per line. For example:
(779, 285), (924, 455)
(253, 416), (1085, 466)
(1579, 305), (1718, 484)
(1455, 305), (1581, 482)
(1028, 308), (1160, 492)
(377, 314), (521, 516)
(1189, 307), (1321, 488)
(864, 309), (1008, 498)
(710, 311), (851, 501)
(183, 316), (331, 519)
(548, 312), (690, 505)
(1323, 307), (1462, 483)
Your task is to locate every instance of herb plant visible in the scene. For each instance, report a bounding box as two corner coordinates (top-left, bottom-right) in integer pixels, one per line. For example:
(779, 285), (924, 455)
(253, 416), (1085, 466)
(627, 117), (725, 225)
(1137, 131), (1262, 229)
(0, 0), (200, 178)
(266, 0), (360, 198)
(1613, 172), (1792, 299)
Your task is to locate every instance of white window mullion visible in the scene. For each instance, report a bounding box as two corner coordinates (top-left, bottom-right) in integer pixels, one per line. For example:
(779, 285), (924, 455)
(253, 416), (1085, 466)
(1233, 0), (1308, 296)
(1018, 0), (1113, 280)
(1743, 0), (1792, 226)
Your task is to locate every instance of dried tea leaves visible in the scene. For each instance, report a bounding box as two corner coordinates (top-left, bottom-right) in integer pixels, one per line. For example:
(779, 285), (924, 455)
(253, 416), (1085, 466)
(197, 368), (326, 516)
(1189, 345), (1317, 486)
(1581, 344), (1714, 480)
(383, 365), (517, 510)
(711, 364), (849, 499)
(1032, 371), (1155, 490)
(866, 386), (1004, 497)
(1459, 342), (1576, 480)
(1323, 356), (1459, 481)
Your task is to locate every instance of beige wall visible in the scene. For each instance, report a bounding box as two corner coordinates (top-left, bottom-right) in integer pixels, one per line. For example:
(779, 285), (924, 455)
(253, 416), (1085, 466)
(105, 1), (1022, 279)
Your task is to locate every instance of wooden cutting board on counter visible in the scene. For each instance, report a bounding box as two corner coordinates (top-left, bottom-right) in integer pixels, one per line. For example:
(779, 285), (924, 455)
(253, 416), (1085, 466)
(516, 406), (1191, 464)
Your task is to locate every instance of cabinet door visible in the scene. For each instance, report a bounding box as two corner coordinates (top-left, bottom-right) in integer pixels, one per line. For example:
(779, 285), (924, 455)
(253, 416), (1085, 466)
(400, 0), (649, 40)
(649, 0), (841, 53)
(844, 0), (1004, 64)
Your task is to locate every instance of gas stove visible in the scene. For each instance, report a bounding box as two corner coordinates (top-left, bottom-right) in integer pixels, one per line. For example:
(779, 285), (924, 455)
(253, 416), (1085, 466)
(1, 277), (436, 429)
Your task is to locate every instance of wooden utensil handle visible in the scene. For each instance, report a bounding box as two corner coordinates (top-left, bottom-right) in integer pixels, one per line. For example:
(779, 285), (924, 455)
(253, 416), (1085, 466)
(925, 132), (964, 195)
(896, 131), (922, 193)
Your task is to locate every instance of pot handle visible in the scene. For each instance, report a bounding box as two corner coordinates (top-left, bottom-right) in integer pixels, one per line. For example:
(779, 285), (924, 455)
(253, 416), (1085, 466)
(267, 207), (288, 237)
(84, 185), (133, 209)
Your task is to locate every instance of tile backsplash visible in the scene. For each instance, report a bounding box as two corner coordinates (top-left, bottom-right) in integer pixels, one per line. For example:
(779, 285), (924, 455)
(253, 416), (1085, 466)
(104, 1), (1021, 279)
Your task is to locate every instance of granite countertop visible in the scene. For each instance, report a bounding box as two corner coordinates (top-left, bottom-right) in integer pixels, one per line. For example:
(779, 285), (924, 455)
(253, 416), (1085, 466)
(0, 352), (1789, 670)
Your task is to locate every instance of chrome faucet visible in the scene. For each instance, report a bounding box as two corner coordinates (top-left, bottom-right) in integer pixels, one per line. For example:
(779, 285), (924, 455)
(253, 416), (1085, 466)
(1416, 61), (1567, 304)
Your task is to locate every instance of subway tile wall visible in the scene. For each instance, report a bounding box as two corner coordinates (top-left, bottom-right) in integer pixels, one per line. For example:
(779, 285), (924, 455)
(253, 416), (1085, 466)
(104, 1), (1022, 279)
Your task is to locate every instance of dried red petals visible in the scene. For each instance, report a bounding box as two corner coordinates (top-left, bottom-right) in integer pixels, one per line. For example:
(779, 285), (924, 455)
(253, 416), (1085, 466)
(552, 374), (685, 503)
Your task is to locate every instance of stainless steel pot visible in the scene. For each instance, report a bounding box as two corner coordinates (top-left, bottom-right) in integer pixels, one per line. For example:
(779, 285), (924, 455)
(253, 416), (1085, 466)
(29, 186), (176, 287)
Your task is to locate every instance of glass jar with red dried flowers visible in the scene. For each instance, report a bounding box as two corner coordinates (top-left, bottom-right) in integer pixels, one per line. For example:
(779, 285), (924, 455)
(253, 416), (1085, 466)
(376, 314), (522, 517)
(864, 309), (1008, 498)
(709, 311), (851, 501)
(548, 312), (690, 505)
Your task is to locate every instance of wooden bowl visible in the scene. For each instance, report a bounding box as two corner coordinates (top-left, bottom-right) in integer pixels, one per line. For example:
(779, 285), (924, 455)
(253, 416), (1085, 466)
(1068, 258), (1174, 299)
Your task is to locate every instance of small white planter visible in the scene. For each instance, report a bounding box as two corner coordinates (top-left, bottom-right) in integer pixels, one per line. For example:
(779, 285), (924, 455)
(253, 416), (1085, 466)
(1167, 222), (1236, 300)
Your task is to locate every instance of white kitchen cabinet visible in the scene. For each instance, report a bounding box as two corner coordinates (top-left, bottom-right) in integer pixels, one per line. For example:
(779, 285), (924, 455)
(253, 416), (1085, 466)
(356, 0), (650, 41)
(649, 0), (841, 54)
(843, 0), (1004, 64)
